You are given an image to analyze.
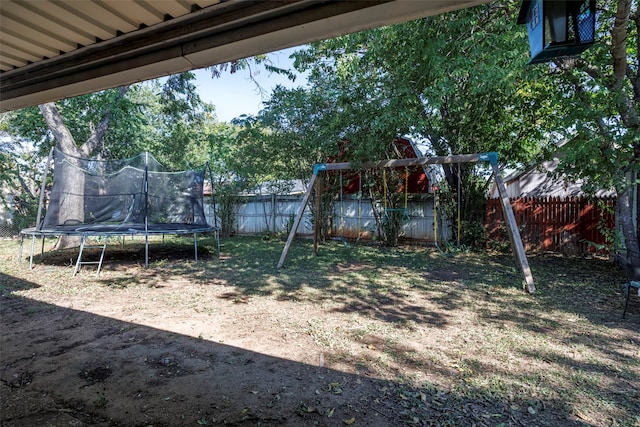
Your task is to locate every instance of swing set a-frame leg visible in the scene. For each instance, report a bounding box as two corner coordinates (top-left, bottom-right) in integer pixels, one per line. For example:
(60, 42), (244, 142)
(278, 172), (318, 268)
(491, 162), (535, 293)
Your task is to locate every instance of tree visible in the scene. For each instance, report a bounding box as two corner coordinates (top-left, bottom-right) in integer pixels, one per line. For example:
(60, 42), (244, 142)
(3, 73), (213, 245)
(544, 0), (640, 267)
(257, 1), (553, 244)
(35, 87), (132, 247)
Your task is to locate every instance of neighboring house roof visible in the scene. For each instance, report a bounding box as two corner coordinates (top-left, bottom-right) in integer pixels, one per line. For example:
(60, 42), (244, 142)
(490, 155), (616, 199)
(203, 180), (308, 197)
(242, 180), (308, 196)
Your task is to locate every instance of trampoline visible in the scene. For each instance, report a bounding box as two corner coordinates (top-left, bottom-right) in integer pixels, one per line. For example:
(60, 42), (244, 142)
(19, 149), (220, 276)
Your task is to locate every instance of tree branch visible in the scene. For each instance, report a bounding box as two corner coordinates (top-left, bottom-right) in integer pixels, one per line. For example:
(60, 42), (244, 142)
(612, 0), (631, 90)
(38, 103), (77, 154)
(558, 63), (615, 140)
(16, 166), (35, 200)
(79, 85), (130, 157)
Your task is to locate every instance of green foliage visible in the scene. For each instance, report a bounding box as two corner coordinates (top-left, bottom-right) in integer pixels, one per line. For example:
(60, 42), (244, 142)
(215, 180), (244, 238)
(0, 122), (43, 231)
(0, 136), (19, 199)
(256, 2), (552, 241)
(4, 73), (216, 170)
(380, 209), (407, 247)
(487, 225), (512, 254)
(288, 2), (553, 164)
(459, 220), (487, 250)
(587, 199), (625, 255)
(6, 88), (146, 158)
(536, 1), (640, 264)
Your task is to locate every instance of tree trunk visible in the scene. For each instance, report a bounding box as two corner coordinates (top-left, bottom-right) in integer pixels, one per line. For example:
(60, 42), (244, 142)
(618, 170), (640, 269)
(38, 90), (126, 249)
(39, 104), (83, 249)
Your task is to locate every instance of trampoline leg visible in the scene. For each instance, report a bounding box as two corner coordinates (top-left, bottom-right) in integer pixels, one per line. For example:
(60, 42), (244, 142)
(29, 235), (36, 270)
(95, 237), (109, 277)
(194, 233), (198, 261)
(145, 234), (149, 269)
(18, 234), (24, 262)
(41, 236), (45, 257)
(73, 236), (87, 277)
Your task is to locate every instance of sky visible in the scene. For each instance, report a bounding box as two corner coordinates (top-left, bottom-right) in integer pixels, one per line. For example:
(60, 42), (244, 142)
(191, 47), (307, 122)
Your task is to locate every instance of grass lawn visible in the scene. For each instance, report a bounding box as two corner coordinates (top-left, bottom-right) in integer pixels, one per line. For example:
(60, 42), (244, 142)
(1, 235), (638, 426)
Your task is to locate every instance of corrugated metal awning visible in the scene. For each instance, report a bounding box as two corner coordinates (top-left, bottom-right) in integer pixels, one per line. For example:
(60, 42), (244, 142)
(0, 0), (488, 112)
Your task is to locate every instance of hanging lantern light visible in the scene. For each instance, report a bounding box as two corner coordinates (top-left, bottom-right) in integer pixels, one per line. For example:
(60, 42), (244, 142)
(517, 0), (596, 64)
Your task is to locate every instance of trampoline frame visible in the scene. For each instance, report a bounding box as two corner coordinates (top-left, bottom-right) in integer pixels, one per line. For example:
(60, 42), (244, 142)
(19, 225), (220, 276)
(19, 149), (220, 276)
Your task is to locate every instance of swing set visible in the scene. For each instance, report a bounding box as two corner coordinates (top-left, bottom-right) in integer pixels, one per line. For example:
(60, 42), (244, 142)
(277, 152), (535, 293)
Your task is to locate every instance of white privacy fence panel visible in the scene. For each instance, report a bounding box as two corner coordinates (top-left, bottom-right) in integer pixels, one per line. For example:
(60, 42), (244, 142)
(205, 195), (313, 236)
(331, 196), (452, 242)
(205, 194), (451, 242)
(203, 203), (219, 228)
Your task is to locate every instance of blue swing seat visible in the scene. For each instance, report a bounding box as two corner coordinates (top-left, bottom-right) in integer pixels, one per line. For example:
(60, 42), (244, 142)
(383, 208), (411, 224)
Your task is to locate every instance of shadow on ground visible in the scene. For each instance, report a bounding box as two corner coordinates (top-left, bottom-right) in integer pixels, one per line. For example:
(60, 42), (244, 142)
(1, 271), (594, 427)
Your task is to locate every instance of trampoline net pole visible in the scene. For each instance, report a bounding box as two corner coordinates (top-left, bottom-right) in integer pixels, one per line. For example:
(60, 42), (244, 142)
(144, 161), (149, 269)
(35, 147), (54, 231)
(206, 163), (218, 229)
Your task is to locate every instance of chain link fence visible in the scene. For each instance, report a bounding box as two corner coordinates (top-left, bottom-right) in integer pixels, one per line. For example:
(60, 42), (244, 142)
(0, 198), (38, 239)
(0, 221), (20, 239)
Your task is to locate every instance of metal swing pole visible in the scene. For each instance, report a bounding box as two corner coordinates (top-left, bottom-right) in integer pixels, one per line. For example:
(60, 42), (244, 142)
(313, 170), (323, 255)
(24, 147), (55, 269)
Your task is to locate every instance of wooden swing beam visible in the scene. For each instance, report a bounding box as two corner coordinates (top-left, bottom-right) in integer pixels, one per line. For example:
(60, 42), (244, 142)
(277, 152), (535, 293)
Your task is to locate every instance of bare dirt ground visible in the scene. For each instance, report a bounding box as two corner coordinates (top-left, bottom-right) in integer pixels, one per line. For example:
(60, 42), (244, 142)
(1, 236), (639, 426)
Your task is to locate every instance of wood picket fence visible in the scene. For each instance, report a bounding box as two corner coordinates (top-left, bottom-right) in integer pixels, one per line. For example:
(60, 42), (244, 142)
(485, 196), (616, 254)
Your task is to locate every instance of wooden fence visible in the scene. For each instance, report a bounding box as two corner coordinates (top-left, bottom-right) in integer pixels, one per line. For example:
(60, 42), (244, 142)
(486, 196), (616, 254)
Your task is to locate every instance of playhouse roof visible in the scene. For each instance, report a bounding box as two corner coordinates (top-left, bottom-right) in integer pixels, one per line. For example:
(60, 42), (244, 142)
(330, 137), (433, 194)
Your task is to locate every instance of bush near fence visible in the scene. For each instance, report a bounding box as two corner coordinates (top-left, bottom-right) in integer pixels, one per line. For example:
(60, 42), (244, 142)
(486, 196), (616, 255)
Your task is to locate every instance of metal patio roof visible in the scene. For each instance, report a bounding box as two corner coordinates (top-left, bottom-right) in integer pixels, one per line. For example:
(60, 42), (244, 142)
(0, 0), (487, 112)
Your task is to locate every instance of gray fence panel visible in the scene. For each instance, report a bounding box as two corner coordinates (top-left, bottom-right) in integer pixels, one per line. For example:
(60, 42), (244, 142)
(332, 197), (451, 242)
(207, 193), (452, 242)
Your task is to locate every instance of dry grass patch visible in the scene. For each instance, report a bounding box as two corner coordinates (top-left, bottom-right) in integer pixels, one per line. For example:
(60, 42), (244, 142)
(1, 236), (638, 426)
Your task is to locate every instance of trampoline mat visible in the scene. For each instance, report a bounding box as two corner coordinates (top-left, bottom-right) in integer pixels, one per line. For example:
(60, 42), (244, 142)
(21, 223), (218, 237)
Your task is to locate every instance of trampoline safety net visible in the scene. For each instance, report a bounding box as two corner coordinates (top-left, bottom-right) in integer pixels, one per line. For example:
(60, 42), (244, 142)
(42, 149), (210, 231)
